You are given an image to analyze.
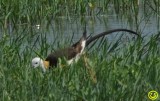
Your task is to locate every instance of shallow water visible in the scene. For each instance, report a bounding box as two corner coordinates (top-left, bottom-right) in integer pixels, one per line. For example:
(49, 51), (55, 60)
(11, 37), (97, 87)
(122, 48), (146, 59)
(42, 3), (159, 44)
(1, 2), (159, 48)
(43, 14), (159, 46)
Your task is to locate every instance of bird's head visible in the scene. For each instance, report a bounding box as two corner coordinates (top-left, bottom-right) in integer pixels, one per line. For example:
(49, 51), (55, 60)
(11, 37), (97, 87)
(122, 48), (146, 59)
(31, 57), (42, 68)
(31, 57), (49, 72)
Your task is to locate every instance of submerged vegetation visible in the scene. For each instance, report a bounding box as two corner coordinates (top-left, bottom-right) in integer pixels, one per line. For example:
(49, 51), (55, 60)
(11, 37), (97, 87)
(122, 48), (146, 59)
(0, 0), (160, 101)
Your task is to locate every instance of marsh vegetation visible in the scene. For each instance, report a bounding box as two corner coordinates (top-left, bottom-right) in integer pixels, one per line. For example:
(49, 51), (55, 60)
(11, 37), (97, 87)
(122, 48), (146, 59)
(0, 0), (160, 100)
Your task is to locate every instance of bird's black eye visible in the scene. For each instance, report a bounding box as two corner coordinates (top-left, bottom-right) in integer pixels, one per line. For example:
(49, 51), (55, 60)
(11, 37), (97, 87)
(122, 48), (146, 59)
(35, 62), (38, 64)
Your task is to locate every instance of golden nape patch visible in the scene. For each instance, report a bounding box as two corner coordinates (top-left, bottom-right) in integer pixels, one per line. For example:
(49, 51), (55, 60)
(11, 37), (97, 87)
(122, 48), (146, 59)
(43, 61), (49, 69)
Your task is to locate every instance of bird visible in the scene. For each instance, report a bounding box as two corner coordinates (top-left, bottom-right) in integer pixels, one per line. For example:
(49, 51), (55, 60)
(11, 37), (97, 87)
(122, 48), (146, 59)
(32, 28), (140, 72)
(32, 29), (87, 72)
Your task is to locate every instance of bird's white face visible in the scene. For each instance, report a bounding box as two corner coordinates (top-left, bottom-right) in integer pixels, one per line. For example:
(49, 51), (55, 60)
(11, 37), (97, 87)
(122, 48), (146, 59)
(32, 57), (41, 68)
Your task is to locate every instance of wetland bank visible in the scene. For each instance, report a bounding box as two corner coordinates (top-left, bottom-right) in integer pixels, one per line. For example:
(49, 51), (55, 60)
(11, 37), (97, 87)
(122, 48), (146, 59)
(0, 0), (160, 100)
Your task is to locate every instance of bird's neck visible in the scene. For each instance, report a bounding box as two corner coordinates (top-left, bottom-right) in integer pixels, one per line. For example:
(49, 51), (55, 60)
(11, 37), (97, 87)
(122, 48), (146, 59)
(43, 61), (49, 69)
(39, 59), (49, 72)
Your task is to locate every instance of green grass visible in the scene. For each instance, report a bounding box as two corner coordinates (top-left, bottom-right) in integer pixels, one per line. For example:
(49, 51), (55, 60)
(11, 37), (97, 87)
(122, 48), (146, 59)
(0, 0), (159, 28)
(0, 0), (160, 100)
(0, 29), (160, 101)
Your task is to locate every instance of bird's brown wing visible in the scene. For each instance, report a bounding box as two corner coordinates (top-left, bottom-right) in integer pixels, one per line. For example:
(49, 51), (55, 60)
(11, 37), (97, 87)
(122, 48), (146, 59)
(45, 47), (77, 67)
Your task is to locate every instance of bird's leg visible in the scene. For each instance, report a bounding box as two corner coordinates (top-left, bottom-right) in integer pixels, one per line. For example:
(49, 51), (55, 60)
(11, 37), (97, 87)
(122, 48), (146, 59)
(60, 64), (66, 68)
(82, 53), (97, 84)
(57, 58), (68, 68)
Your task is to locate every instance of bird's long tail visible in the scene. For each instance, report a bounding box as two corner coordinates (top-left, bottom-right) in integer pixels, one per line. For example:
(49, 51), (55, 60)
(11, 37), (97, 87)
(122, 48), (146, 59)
(82, 23), (87, 40)
(86, 29), (140, 46)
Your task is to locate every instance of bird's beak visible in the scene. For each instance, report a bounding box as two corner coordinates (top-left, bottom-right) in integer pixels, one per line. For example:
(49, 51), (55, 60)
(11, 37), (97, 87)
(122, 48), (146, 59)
(31, 64), (36, 68)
